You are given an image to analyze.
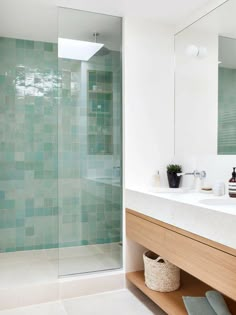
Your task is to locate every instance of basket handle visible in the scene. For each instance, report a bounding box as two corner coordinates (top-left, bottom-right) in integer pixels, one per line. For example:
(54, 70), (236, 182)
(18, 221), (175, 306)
(156, 256), (166, 263)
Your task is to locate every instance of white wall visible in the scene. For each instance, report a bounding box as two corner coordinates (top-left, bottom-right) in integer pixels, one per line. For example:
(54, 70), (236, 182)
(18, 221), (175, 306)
(123, 0), (233, 190)
(124, 17), (175, 188)
(175, 28), (218, 156)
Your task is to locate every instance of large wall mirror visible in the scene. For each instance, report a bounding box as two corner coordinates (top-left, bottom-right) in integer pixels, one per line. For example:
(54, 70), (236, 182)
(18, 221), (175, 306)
(175, 0), (236, 156)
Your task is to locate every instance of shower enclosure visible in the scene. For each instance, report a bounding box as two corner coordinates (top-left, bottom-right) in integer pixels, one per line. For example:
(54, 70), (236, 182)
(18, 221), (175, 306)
(0, 7), (122, 289)
(58, 8), (122, 276)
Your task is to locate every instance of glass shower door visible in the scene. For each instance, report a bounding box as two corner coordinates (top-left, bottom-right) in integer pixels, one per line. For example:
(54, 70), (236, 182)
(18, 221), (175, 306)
(58, 8), (122, 276)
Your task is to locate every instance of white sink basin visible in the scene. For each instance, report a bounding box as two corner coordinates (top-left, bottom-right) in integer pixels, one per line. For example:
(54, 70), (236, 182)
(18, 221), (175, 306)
(199, 198), (236, 206)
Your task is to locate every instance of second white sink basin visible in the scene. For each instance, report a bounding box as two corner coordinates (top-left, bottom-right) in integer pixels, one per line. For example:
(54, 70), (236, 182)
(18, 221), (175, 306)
(199, 198), (236, 206)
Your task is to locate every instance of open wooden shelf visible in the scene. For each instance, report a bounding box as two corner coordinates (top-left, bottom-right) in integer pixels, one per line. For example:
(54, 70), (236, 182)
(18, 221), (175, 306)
(126, 271), (236, 315)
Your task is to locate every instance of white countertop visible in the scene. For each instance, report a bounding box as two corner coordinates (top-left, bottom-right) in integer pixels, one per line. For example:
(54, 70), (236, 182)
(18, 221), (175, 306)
(126, 187), (236, 249)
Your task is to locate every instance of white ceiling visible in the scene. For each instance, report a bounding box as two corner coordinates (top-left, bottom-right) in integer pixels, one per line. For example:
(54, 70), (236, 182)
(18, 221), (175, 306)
(0, 0), (211, 43)
(58, 0), (212, 22)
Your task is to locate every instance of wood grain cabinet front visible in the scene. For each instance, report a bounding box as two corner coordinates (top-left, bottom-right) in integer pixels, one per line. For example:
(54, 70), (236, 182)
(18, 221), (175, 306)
(126, 209), (236, 301)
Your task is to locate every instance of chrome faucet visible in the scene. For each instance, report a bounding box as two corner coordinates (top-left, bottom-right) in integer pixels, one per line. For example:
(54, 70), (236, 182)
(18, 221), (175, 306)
(177, 170), (206, 180)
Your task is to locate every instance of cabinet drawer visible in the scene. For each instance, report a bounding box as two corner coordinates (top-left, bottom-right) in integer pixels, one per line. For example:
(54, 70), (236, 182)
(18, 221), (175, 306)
(126, 211), (236, 300)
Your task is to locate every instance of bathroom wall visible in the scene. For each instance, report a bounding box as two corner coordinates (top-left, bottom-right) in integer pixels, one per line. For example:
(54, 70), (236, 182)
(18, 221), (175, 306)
(175, 27), (218, 156)
(0, 37), (58, 252)
(124, 17), (175, 188)
(0, 36), (122, 252)
(123, 0), (230, 190)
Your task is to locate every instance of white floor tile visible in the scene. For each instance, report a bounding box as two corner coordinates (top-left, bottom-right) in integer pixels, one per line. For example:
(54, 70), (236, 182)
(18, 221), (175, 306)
(63, 289), (166, 315)
(0, 302), (67, 315)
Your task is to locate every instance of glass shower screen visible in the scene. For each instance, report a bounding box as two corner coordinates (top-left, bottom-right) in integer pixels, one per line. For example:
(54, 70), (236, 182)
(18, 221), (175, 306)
(58, 8), (122, 276)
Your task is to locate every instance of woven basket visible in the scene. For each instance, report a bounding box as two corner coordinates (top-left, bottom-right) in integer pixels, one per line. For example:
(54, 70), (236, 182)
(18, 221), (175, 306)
(143, 251), (180, 292)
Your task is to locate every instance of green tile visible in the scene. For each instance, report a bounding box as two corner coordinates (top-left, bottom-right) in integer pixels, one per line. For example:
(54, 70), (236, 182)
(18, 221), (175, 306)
(81, 240), (89, 245)
(16, 219), (24, 227)
(44, 143), (53, 151)
(0, 75), (5, 84)
(0, 191), (5, 199)
(45, 208), (52, 216)
(25, 40), (34, 49)
(81, 212), (88, 222)
(25, 226), (34, 236)
(0, 200), (15, 209)
(44, 43), (53, 52)
(6, 247), (16, 252)
(25, 199), (34, 209)
(25, 208), (34, 217)
(16, 39), (25, 49)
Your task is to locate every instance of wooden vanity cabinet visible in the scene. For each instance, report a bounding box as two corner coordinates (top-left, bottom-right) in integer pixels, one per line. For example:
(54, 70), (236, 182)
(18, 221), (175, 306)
(126, 208), (236, 315)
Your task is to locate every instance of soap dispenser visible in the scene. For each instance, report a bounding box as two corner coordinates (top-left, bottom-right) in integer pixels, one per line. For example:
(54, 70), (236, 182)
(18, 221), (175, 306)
(229, 167), (236, 198)
(151, 170), (161, 188)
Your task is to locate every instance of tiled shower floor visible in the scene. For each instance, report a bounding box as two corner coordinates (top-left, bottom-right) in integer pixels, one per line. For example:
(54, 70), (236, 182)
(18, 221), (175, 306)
(0, 243), (122, 288)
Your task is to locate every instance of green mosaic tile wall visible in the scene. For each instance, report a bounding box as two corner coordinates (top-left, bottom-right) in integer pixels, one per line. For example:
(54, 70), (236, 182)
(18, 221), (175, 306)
(0, 37), (122, 252)
(218, 67), (236, 154)
(58, 51), (122, 248)
(0, 37), (59, 252)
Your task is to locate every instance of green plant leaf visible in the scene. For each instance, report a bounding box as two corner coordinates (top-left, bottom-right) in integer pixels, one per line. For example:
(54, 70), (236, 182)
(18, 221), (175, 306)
(166, 164), (182, 173)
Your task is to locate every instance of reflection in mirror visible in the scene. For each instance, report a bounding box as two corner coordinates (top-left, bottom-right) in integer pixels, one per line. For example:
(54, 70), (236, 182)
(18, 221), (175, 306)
(175, 0), (236, 156)
(218, 36), (236, 154)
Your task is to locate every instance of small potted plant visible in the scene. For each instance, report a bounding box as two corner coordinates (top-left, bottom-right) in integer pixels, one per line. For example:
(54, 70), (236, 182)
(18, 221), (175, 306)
(167, 164), (182, 188)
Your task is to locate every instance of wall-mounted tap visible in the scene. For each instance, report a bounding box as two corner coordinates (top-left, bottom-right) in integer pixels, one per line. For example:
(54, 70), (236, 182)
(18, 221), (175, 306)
(177, 170), (206, 180)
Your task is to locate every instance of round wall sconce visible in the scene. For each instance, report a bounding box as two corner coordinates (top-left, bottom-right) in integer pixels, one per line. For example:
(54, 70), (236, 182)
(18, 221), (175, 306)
(186, 45), (199, 57)
(186, 45), (208, 58)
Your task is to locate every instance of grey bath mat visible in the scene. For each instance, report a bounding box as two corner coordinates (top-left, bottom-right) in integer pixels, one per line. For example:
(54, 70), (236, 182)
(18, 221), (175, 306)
(183, 291), (232, 315)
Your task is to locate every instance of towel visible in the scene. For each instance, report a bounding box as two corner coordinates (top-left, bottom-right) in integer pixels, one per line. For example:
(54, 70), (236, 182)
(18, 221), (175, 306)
(183, 297), (217, 315)
(206, 291), (232, 315)
(183, 291), (232, 315)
